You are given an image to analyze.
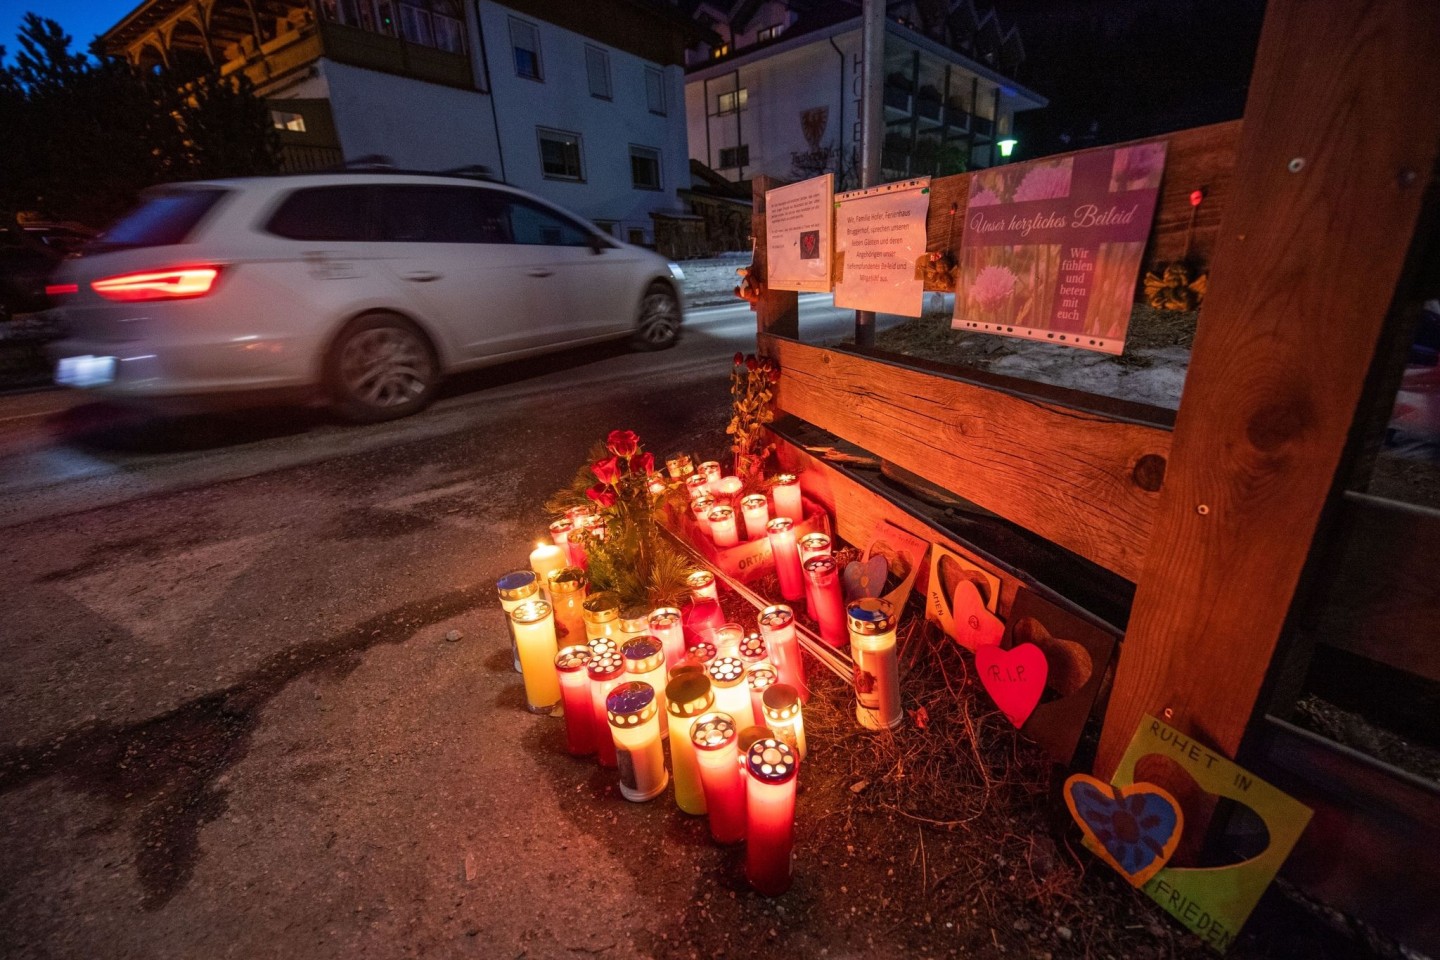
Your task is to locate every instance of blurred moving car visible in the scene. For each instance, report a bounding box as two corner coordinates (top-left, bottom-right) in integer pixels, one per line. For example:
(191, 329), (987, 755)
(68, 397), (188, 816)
(47, 171), (685, 421)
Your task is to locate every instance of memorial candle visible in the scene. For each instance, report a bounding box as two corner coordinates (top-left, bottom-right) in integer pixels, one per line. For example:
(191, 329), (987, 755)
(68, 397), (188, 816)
(848, 598), (903, 731)
(745, 738), (799, 896)
(647, 474), (667, 498)
(706, 656), (751, 723)
(529, 542), (566, 596)
(771, 474), (802, 522)
(510, 599), (561, 714)
(714, 476), (744, 500)
(737, 632), (771, 672)
(618, 605), (651, 644)
(682, 598), (724, 647)
(766, 517), (805, 602)
(798, 532), (832, 566)
(549, 517), (573, 551)
(746, 665), (778, 726)
(666, 453), (694, 479)
(689, 494), (717, 523)
(685, 474), (711, 500)
(607, 681), (669, 802)
(762, 683), (806, 760)
(621, 636), (668, 734)
(737, 725), (773, 777)
(685, 569), (719, 603)
(803, 555), (848, 647)
(496, 570), (539, 674)
(699, 460), (722, 485)
(707, 505), (740, 546)
(691, 712), (746, 843)
(586, 652), (625, 768)
(685, 640), (718, 671)
(739, 494), (771, 541)
(582, 591), (621, 642)
(554, 645), (595, 756)
(714, 622), (745, 659)
(648, 607), (685, 669)
(758, 605), (807, 701)
(547, 567), (588, 644)
(665, 673), (714, 815)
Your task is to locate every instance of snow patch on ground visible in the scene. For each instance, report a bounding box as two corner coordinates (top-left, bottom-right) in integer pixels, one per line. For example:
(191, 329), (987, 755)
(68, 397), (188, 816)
(677, 253), (750, 307)
(987, 344), (1187, 410)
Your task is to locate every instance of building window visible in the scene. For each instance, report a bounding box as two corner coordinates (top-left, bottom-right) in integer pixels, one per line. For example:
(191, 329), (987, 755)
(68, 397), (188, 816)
(510, 17), (542, 80)
(645, 67), (666, 115)
(325, 0), (398, 36)
(271, 110), (307, 132)
(628, 228), (647, 245)
(718, 144), (749, 169)
(585, 46), (611, 99)
(630, 146), (661, 190)
(593, 220), (617, 237)
(756, 24), (782, 41)
(538, 127), (583, 180)
(711, 43), (729, 59)
(716, 88), (747, 115)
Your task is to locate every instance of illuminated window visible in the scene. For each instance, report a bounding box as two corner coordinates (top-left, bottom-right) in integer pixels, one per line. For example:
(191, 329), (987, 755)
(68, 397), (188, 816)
(756, 24), (782, 41)
(510, 17), (542, 80)
(270, 110), (306, 132)
(711, 43), (729, 58)
(716, 88), (747, 115)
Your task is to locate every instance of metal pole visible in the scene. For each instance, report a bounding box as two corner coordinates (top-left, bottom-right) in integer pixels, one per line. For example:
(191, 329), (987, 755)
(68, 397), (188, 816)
(855, 0), (885, 348)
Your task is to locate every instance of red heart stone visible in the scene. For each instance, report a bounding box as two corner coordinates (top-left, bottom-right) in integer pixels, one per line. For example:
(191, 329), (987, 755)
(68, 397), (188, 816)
(976, 642), (1048, 728)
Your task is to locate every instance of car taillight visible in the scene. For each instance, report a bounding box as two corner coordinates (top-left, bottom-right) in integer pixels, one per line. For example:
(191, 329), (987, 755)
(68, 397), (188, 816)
(44, 283), (79, 296)
(91, 266), (221, 302)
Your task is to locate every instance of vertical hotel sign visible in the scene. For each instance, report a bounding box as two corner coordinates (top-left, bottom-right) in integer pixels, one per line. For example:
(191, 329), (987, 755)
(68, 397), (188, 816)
(952, 142), (1167, 354)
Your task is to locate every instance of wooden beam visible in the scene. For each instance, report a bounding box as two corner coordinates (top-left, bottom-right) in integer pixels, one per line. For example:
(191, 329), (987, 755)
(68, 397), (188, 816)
(1095, 0), (1440, 780)
(761, 334), (1171, 582)
(750, 175), (799, 339)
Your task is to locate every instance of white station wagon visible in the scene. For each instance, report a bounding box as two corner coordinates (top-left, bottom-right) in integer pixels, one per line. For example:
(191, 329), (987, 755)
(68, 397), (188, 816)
(48, 171), (685, 421)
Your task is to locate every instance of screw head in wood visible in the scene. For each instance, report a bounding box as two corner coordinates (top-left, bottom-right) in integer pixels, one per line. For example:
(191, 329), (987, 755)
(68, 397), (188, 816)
(1196, 504), (1210, 516)
(1287, 157), (1305, 173)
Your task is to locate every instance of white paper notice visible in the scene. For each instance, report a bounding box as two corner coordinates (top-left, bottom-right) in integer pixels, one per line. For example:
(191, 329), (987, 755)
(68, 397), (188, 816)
(834, 178), (929, 317)
(765, 175), (834, 293)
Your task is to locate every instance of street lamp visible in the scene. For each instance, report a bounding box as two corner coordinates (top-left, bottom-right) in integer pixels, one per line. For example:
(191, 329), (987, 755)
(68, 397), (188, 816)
(998, 138), (1018, 160)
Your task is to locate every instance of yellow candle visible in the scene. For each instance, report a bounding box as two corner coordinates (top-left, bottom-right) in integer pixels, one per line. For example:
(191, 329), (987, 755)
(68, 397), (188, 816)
(666, 673), (714, 815)
(547, 567), (588, 644)
(496, 570), (539, 674)
(707, 656), (752, 724)
(529, 542), (566, 596)
(848, 598), (903, 730)
(510, 599), (561, 714)
(582, 591), (621, 641)
(607, 681), (669, 802)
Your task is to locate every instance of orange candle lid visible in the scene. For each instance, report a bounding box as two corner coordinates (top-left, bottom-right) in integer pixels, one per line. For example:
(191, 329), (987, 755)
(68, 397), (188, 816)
(763, 683), (801, 721)
(747, 739), (797, 784)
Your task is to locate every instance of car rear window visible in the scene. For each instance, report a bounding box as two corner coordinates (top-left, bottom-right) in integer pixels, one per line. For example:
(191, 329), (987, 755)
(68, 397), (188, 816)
(97, 188), (228, 249)
(375, 185), (511, 244)
(266, 186), (376, 241)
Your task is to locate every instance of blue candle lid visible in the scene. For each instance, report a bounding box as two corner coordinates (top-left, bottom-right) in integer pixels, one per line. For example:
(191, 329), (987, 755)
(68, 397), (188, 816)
(606, 680), (657, 722)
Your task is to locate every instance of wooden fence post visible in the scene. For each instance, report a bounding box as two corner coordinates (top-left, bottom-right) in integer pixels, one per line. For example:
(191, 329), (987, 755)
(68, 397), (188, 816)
(751, 175), (799, 339)
(1095, 0), (1440, 806)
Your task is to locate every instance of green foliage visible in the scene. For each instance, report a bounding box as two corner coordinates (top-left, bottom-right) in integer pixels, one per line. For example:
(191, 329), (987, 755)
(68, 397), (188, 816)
(0, 14), (280, 228)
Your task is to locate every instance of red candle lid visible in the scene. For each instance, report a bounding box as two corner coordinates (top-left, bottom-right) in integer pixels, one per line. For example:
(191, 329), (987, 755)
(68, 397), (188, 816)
(746, 738), (797, 784)
(554, 645), (592, 673)
(586, 651), (624, 681)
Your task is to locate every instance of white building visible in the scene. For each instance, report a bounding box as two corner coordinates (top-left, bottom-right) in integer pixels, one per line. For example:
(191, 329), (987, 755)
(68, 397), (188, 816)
(101, 0), (703, 247)
(682, 0), (1046, 185)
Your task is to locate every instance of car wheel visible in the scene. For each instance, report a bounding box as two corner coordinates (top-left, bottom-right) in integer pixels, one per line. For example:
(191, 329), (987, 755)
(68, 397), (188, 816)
(326, 313), (439, 423)
(632, 283), (681, 350)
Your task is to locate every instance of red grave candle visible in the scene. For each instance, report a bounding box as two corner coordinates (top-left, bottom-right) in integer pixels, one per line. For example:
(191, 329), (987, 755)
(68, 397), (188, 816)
(586, 652), (625, 768)
(803, 554), (848, 647)
(553, 645), (595, 756)
(683, 598), (725, 647)
(766, 517), (805, 602)
(745, 738), (799, 896)
(691, 711), (746, 844)
(758, 605), (807, 701)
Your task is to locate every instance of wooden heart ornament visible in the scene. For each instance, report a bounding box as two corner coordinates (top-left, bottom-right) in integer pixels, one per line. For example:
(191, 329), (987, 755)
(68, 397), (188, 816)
(976, 642), (1047, 727)
(1064, 774), (1184, 887)
(953, 580), (1004, 651)
(842, 555), (887, 602)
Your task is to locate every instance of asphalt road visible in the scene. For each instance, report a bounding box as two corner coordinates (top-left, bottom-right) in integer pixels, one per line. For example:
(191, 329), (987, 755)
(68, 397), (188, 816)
(0, 297), (900, 959)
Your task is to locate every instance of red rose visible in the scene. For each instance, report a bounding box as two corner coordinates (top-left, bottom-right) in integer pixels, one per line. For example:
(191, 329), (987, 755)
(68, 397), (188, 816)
(634, 451), (655, 475)
(734, 352), (745, 366)
(585, 484), (617, 507)
(606, 429), (640, 459)
(592, 455), (622, 486)
(745, 355), (758, 371)
(768, 365), (781, 384)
